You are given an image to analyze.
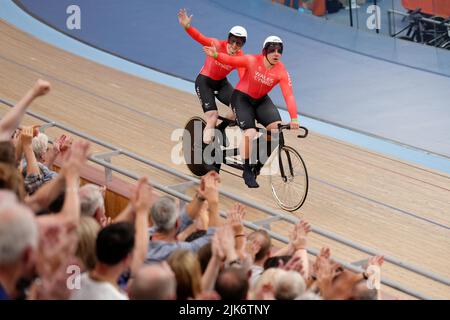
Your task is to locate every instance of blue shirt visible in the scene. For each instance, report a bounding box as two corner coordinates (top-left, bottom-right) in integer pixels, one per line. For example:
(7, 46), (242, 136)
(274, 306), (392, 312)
(146, 209), (216, 263)
(0, 285), (9, 300)
(21, 161), (58, 182)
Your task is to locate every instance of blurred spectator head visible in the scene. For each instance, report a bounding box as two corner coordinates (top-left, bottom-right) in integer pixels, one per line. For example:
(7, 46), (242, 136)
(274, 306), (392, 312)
(0, 141), (16, 166)
(0, 163), (26, 201)
(31, 133), (48, 163)
(129, 263), (176, 300)
(250, 267), (284, 299)
(151, 196), (179, 233)
(0, 201), (38, 298)
(79, 184), (106, 225)
(76, 215), (101, 271)
(296, 291), (323, 300)
(263, 255), (292, 270)
(215, 267), (249, 300)
(247, 229), (271, 263)
(324, 269), (362, 300)
(96, 222), (135, 267)
(274, 270), (306, 300)
(352, 279), (378, 300)
(167, 249), (202, 300)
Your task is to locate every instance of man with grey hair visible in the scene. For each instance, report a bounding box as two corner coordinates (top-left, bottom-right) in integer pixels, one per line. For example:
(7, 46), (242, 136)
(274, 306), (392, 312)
(21, 132), (60, 186)
(274, 270), (306, 300)
(31, 132), (49, 163)
(0, 201), (39, 299)
(146, 171), (222, 263)
(79, 183), (108, 227)
(129, 262), (176, 300)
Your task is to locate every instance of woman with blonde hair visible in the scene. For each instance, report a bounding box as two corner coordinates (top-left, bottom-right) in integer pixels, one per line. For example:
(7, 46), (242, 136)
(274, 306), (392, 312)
(76, 215), (101, 271)
(167, 249), (203, 300)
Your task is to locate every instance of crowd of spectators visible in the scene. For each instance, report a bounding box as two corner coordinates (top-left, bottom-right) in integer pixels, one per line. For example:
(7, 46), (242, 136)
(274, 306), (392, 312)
(0, 79), (384, 300)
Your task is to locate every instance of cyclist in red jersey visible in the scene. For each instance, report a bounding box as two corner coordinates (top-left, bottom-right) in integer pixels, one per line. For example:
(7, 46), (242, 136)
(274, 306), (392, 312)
(178, 9), (247, 146)
(204, 36), (300, 188)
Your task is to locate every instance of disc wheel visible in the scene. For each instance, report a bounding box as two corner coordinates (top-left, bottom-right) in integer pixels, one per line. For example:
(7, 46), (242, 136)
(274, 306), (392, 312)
(183, 116), (209, 176)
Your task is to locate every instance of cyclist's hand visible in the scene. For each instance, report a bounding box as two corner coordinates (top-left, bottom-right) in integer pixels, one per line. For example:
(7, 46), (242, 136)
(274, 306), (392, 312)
(290, 121), (300, 130)
(204, 44), (218, 58)
(178, 8), (192, 28)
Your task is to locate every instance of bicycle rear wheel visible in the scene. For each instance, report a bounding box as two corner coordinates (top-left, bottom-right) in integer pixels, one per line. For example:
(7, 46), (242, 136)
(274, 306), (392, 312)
(269, 146), (308, 212)
(183, 116), (209, 176)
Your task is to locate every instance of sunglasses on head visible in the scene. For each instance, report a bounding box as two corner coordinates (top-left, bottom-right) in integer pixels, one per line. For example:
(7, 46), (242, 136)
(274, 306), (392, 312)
(228, 35), (245, 47)
(266, 43), (283, 54)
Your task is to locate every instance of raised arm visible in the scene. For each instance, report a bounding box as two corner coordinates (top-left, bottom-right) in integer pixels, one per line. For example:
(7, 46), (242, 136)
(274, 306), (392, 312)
(216, 51), (251, 69)
(0, 79), (50, 141)
(130, 176), (154, 276)
(279, 71), (299, 127)
(21, 127), (40, 177)
(56, 140), (90, 224)
(204, 44), (251, 68)
(178, 8), (218, 47)
(34, 140), (90, 226)
(290, 220), (312, 280)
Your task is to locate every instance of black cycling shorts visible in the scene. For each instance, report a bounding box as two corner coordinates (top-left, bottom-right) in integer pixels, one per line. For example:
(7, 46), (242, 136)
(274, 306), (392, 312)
(231, 90), (282, 130)
(195, 74), (234, 113)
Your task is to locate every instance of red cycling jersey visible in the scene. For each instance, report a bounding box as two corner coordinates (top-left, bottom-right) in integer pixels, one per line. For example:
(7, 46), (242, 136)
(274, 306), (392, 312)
(185, 26), (244, 80)
(216, 53), (298, 120)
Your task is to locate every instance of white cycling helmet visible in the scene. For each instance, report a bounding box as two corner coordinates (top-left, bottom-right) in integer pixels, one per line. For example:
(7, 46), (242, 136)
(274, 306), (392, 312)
(229, 26), (247, 40)
(263, 36), (283, 56)
(263, 36), (283, 49)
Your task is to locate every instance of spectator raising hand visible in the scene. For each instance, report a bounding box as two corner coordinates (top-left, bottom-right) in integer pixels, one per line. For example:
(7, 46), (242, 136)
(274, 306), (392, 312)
(291, 220), (312, 251)
(0, 79), (51, 141)
(243, 238), (261, 266)
(20, 126), (40, 175)
(227, 202), (246, 235)
(32, 79), (51, 97)
(130, 176), (154, 275)
(286, 220), (312, 280)
(365, 255), (384, 293)
(201, 231), (226, 292)
(60, 140), (90, 179)
(45, 134), (73, 168)
(197, 171), (221, 227)
(54, 140), (90, 224)
(198, 171), (220, 204)
(226, 202), (246, 254)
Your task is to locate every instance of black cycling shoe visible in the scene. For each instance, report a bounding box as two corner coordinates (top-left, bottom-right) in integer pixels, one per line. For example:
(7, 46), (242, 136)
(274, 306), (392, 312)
(243, 169), (259, 188)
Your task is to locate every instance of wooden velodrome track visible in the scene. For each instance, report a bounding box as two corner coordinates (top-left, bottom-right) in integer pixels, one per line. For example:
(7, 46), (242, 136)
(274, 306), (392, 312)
(0, 20), (449, 299)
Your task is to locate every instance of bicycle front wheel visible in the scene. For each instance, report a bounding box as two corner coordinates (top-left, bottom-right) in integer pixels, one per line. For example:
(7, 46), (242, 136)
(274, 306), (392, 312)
(269, 146), (309, 212)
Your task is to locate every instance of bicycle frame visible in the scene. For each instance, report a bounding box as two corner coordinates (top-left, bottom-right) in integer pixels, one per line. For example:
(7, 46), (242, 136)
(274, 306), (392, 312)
(216, 117), (308, 178)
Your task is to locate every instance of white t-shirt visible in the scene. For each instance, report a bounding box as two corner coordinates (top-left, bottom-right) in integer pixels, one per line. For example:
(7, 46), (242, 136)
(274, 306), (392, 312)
(70, 272), (128, 300)
(250, 265), (264, 287)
